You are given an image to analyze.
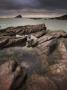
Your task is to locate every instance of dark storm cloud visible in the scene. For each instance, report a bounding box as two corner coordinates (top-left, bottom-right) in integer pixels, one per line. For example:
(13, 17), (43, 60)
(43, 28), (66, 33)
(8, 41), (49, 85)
(0, 0), (67, 17)
(0, 0), (40, 10)
(38, 0), (67, 10)
(0, 0), (67, 10)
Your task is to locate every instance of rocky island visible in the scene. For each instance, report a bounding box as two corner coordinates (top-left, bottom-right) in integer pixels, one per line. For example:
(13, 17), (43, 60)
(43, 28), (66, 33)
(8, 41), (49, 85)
(0, 24), (67, 90)
(15, 15), (22, 18)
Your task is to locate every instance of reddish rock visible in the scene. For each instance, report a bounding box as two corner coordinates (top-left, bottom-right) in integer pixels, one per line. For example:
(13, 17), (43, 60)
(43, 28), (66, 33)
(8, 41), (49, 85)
(0, 61), (27, 90)
(48, 63), (67, 90)
(25, 74), (58, 90)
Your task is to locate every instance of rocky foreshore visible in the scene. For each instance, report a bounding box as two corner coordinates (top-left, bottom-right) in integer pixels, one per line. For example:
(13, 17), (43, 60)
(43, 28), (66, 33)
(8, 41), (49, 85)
(0, 24), (67, 90)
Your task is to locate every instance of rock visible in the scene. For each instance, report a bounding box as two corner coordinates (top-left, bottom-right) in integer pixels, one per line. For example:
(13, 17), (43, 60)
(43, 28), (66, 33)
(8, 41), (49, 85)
(26, 35), (38, 47)
(15, 24), (46, 35)
(48, 63), (67, 90)
(0, 24), (67, 90)
(0, 36), (27, 48)
(0, 24), (46, 48)
(15, 15), (22, 18)
(0, 61), (27, 90)
(0, 24), (46, 36)
(0, 38), (9, 48)
(48, 63), (67, 75)
(25, 74), (58, 90)
(48, 30), (67, 38)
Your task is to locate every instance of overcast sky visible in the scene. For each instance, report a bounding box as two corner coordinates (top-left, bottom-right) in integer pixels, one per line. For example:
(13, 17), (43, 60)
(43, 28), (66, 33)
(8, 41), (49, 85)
(0, 0), (67, 17)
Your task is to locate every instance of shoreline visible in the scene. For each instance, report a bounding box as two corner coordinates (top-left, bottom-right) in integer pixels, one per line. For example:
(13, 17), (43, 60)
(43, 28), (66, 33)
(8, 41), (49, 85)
(0, 18), (67, 32)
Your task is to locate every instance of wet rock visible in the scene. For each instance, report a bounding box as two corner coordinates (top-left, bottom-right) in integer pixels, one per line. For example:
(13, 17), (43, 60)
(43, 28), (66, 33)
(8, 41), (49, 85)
(0, 24), (46, 48)
(0, 37), (9, 48)
(0, 36), (27, 48)
(26, 35), (38, 47)
(32, 30), (46, 38)
(23, 24), (46, 34)
(46, 40), (67, 90)
(0, 61), (27, 90)
(0, 24), (46, 36)
(58, 40), (67, 62)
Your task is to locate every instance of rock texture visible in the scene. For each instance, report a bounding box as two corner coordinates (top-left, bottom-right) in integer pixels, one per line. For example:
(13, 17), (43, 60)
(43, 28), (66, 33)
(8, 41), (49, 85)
(0, 24), (46, 48)
(25, 74), (58, 90)
(0, 24), (67, 90)
(0, 60), (27, 90)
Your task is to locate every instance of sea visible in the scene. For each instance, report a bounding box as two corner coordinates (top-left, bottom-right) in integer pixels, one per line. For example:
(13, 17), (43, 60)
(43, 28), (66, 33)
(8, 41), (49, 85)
(0, 18), (67, 32)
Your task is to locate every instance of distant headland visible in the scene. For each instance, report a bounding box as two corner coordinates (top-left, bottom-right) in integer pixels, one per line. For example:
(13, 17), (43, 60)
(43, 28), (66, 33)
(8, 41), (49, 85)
(50, 14), (67, 20)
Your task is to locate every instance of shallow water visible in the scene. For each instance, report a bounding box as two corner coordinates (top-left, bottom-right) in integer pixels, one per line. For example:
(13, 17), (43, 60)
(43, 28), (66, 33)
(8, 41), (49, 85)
(0, 18), (67, 32)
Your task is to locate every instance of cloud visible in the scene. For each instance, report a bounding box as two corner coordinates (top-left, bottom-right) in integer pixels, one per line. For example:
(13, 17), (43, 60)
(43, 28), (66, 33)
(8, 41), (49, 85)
(0, 0), (67, 10)
(0, 0), (67, 16)
(0, 0), (40, 10)
(38, 0), (67, 9)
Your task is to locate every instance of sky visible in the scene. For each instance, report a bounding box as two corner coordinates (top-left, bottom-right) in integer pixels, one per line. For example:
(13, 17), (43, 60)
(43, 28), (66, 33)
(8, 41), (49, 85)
(0, 0), (67, 18)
